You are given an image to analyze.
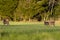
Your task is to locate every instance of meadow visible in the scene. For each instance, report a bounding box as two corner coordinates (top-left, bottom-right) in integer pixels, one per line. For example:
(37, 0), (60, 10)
(0, 21), (60, 40)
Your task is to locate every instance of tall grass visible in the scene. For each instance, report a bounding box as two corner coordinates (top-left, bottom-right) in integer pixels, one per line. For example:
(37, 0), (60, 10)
(0, 22), (60, 40)
(0, 31), (60, 40)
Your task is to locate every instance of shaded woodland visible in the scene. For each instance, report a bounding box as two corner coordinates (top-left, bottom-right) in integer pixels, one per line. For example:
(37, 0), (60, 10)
(0, 0), (60, 21)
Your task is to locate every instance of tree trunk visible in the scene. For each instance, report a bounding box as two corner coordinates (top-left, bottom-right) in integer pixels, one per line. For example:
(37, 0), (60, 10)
(13, 13), (16, 21)
(0, 15), (1, 21)
(29, 18), (31, 22)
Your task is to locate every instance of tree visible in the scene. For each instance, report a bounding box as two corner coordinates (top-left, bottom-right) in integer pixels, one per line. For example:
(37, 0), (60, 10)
(0, 0), (60, 21)
(0, 0), (19, 20)
(54, 0), (60, 19)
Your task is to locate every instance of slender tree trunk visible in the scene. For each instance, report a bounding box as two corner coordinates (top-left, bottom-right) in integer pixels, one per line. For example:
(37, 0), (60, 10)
(13, 13), (16, 21)
(0, 15), (1, 21)
(29, 18), (31, 22)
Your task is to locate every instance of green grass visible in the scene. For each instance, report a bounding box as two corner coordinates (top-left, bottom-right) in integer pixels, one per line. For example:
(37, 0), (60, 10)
(1, 32), (60, 40)
(0, 22), (60, 40)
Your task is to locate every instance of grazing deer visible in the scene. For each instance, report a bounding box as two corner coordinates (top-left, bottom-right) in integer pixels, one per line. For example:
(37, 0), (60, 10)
(44, 21), (49, 25)
(3, 18), (9, 25)
(50, 20), (55, 26)
(44, 20), (55, 26)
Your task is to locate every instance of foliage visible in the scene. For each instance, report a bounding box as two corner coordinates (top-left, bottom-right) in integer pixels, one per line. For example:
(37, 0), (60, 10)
(0, 0), (18, 20)
(0, 0), (60, 21)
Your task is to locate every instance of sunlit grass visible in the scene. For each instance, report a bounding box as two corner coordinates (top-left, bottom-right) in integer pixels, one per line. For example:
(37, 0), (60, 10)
(0, 21), (60, 26)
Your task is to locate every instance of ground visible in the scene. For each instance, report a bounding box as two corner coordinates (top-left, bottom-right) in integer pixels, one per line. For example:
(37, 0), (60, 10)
(0, 21), (60, 40)
(0, 21), (60, 26)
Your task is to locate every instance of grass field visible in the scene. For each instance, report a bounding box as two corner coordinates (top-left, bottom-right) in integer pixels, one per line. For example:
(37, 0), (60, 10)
(0, 21), (60, 40)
